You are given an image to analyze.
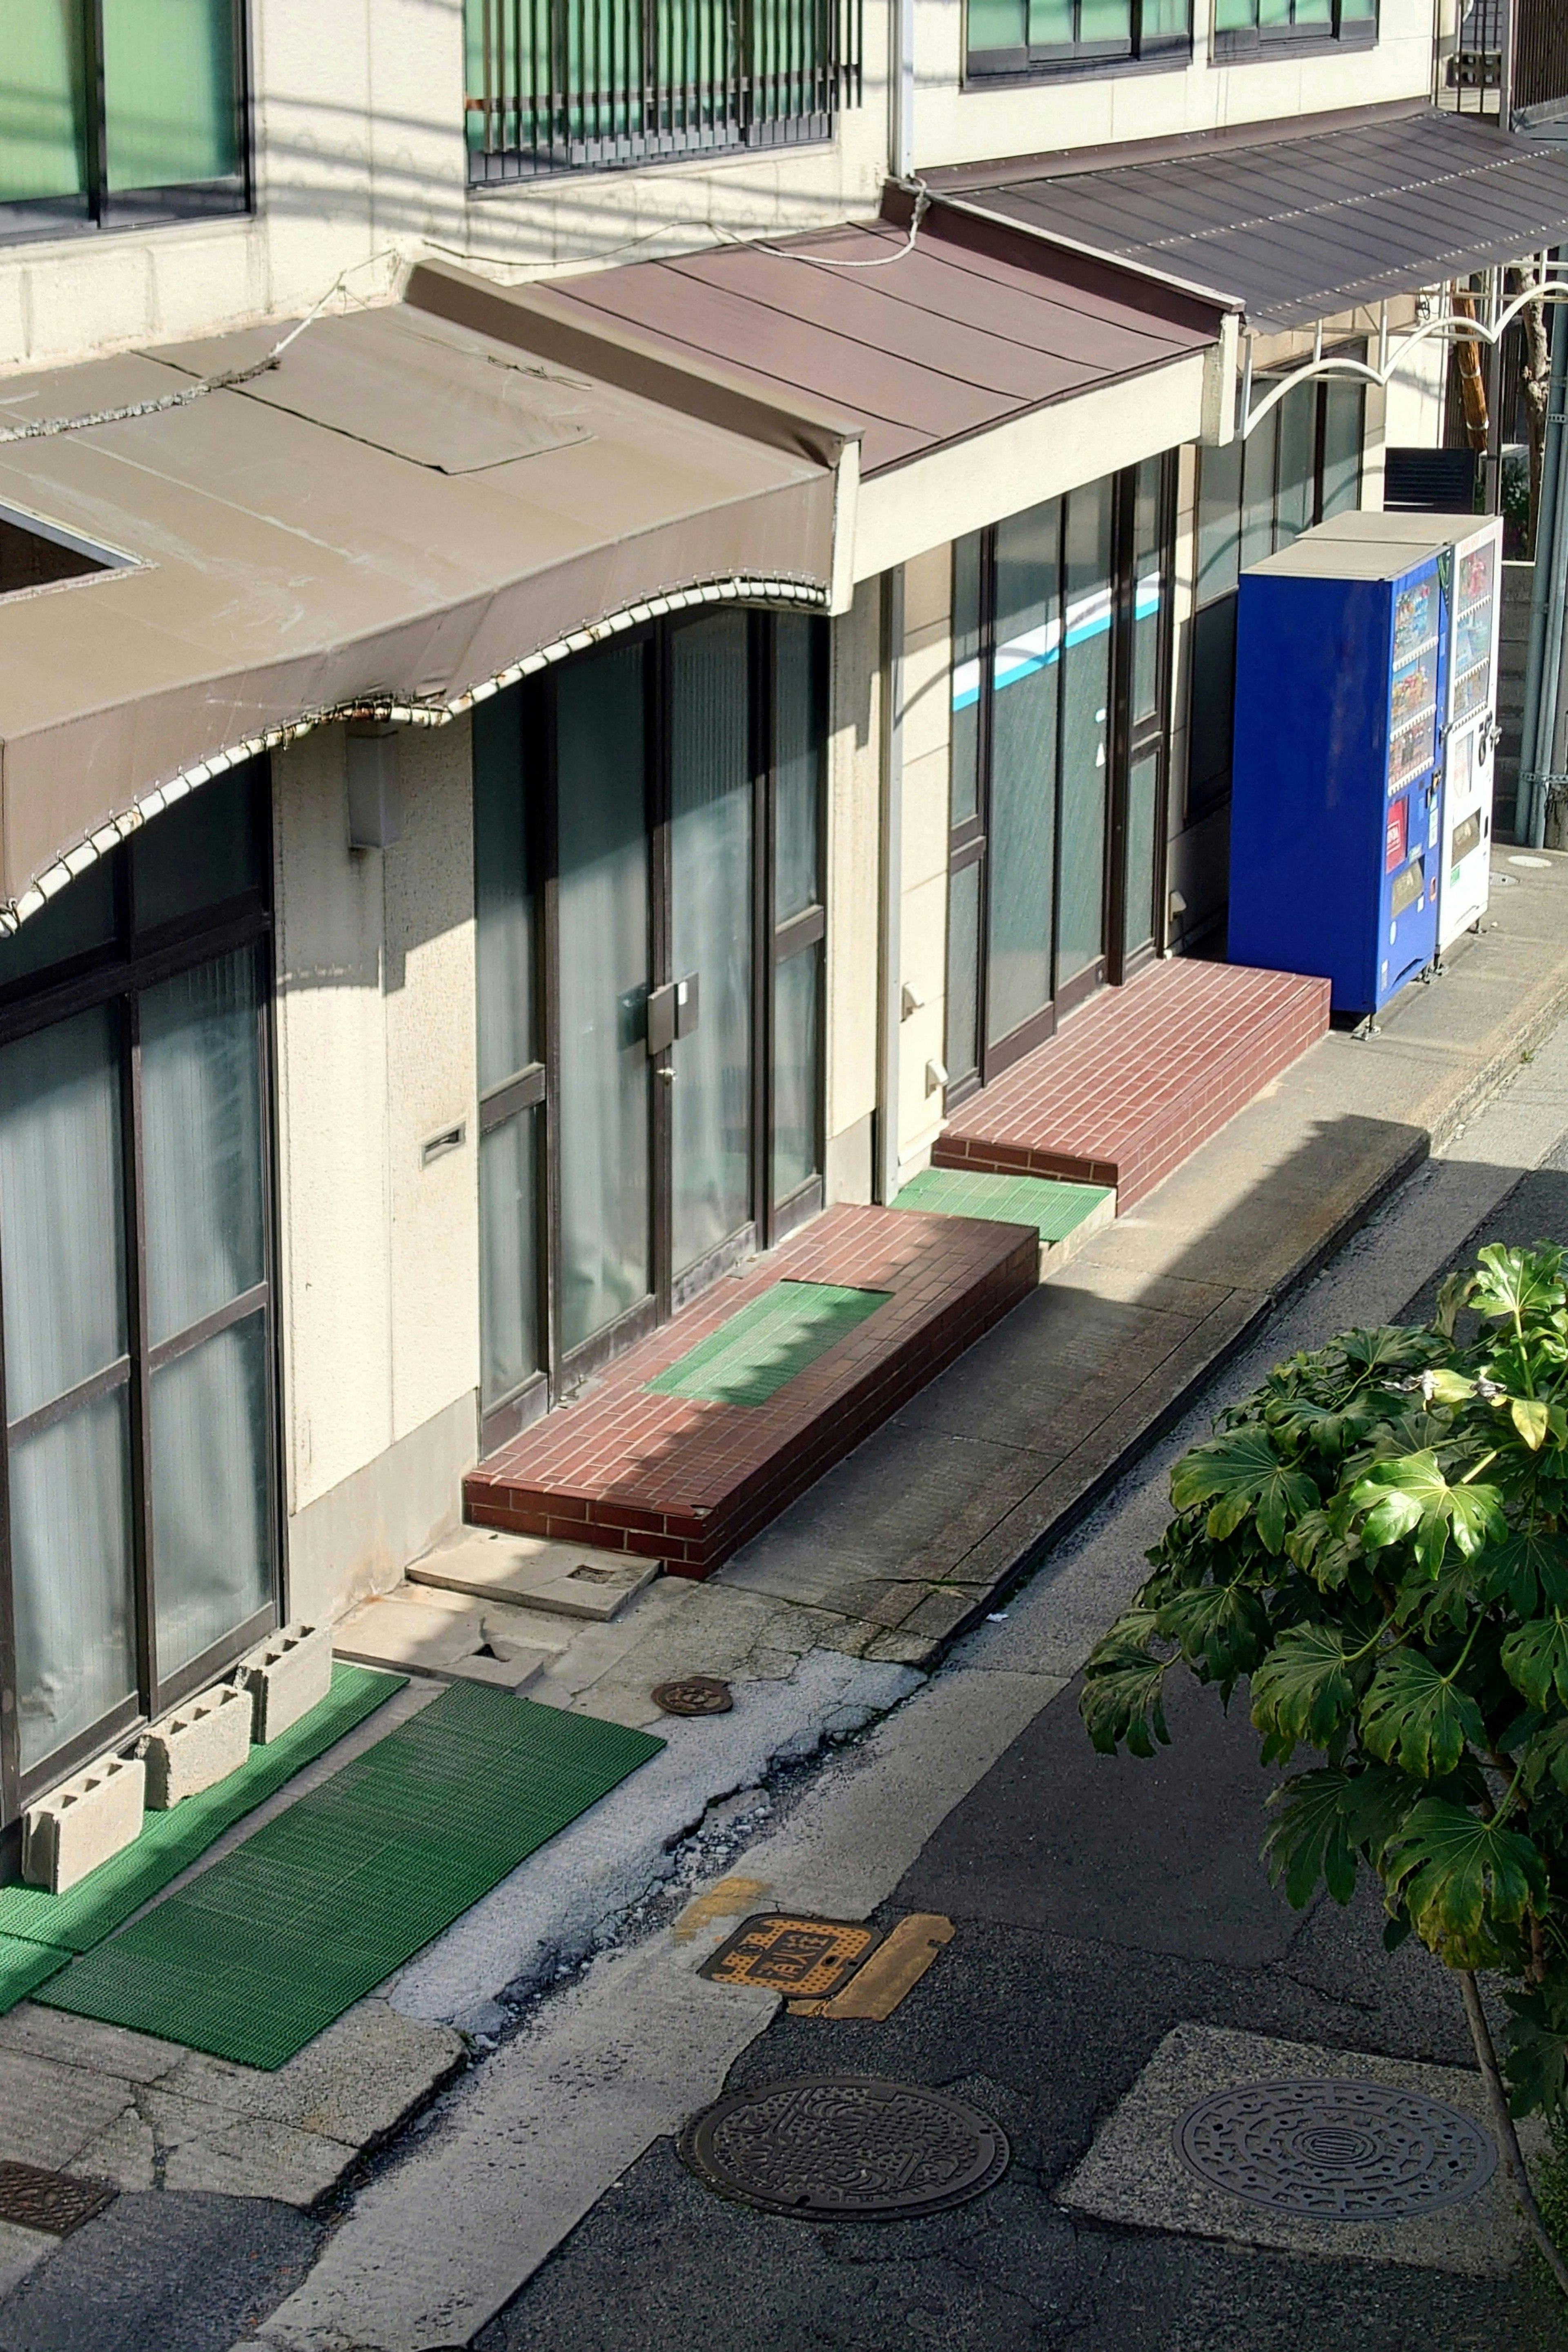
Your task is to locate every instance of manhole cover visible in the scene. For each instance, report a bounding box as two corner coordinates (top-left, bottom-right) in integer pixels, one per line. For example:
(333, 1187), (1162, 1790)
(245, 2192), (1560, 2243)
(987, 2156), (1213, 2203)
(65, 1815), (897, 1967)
(1174, 2080), (1497, 2221)
(679, 2075), (1009, 2218)
(652, 1674), (733, 1715)
(699, 1913), (880, 1998)
(0, 2162), (116, 2235)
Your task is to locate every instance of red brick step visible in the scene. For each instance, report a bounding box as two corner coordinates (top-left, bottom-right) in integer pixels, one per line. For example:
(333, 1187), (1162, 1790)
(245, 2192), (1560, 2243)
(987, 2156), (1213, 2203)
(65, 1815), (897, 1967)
(933, 960), (1330, 1212)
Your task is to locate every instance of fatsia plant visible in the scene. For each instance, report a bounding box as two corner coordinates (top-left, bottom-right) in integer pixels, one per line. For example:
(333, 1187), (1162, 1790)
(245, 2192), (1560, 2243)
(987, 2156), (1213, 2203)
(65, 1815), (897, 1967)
(1080, 1243), (1568, 2289)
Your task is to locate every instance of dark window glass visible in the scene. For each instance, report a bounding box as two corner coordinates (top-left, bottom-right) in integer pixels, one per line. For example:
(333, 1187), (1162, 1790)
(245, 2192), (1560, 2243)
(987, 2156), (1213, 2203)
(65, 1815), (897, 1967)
(0, 858), (116, 992)
(474, 691), (537, 1096)
(774, 615), (820, 926)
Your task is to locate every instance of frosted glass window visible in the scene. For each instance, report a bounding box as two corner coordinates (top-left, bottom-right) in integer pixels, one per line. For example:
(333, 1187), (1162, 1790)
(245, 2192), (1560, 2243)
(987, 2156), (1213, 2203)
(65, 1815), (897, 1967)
(0, 2), (88, 203)
(480, 1110), (541, 1407)
(139, 950), (264, 1348)
(1276, 383), (1317, 550)
(1196, 441), (1243, 606)
(151, 1312), (270, 1679)
(670, 614), (753, 1275)
(772, 946), (820, 1205)
(1123, 749), (1160, 963)
(774, 615), (820, 924)
(987, 501), (1060, 1047)
(968, 0), (1027, 45)
(10, 1396), (135, 1771)
(474, 689), (537, 1095)
(556, 645), (651, 1353)
(951, 535), (983, 829)
(1322, 384), (1364, 520)
(1058, 479), (1113, 988)
(102, 0), (240, 191)
(946, 860), (981, 1086)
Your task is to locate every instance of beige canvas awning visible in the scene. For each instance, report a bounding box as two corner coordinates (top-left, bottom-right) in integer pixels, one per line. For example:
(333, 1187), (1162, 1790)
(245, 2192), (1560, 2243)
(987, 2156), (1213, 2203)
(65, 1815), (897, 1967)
(0, 279), (854, 927)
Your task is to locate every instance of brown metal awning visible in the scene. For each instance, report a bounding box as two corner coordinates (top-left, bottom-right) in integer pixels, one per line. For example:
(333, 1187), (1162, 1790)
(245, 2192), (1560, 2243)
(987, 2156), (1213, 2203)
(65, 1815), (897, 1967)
(0, 282), (853, 926)
(925, 103), (1568, 332)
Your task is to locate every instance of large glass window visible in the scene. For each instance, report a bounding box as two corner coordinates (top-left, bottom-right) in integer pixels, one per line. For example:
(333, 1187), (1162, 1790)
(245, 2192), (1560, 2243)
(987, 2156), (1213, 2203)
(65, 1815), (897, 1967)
(1, 0), (246, 239)
(1213, 0), (1376, 54)
(1189, 371), (1366, 817)
(466, 0), (863, 182)
(0, 761), (274, 1812)
(967, 0), (1190, 78)
(946, 456), (1174, 1100)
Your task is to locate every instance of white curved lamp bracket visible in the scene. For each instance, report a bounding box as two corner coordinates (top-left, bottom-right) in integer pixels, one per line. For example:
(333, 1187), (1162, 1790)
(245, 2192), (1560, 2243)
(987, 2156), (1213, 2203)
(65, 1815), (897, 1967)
(1238, 272), (1568, 440)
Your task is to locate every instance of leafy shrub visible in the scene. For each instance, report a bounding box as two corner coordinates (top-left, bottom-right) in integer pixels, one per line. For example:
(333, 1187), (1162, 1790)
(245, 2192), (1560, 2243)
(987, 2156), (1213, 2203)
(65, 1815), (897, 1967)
(1080, 1243), (1568, 2278)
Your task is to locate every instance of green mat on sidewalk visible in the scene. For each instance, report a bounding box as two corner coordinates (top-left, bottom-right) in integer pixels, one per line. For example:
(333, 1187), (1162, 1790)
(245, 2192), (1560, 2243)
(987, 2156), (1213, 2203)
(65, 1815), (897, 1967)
(894, 1166), (1112, 1243)
(0, 1665), (405, 1985)
(645, 1278), (890, 1407)
(0, 1933), (70, 2009)
(38, 1682), (663, 2068)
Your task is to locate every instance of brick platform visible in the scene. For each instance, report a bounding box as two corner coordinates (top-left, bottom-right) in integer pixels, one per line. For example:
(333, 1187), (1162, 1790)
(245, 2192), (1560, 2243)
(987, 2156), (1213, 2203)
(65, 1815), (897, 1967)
(934, 960), (1332, 1212)
(465, 1206), (1037, 1579)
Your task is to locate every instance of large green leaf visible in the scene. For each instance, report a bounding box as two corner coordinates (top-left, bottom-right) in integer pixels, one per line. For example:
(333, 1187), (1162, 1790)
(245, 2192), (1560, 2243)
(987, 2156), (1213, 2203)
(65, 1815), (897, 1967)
(1383, 1799), (1548, 1966)
(1432, 1268), (1476, 1339)
(1502, 1613), (1568, 1711)
(1262, 1764), (1419, 1909)
(1358, 1648), (1485, 1779)
(1169, 1428), (1319, 1555)
(1080, 1614), (1170, 1759)
(1471, 1242), (1566, 1325)
(1347, 1451), (1505, 1576)
(1504, 1978), (1568, 2118)
(1249, 1623), (1365, 1763)
(1473, 1529), (1568, 1617)
(1154, 1581), (1269, 1693)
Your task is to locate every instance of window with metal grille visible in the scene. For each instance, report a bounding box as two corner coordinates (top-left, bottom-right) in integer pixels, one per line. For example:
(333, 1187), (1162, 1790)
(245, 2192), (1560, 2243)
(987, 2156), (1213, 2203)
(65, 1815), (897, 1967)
(1, 0), (248, 244)
(465, 0), (863, 184)
(966, 0), (1191, 82)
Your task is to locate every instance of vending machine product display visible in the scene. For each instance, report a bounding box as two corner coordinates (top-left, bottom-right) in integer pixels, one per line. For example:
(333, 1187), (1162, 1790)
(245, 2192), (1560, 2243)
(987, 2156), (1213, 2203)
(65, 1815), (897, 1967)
(1229, 529), (1449, 1018)
(1313, 510), (1503, 951)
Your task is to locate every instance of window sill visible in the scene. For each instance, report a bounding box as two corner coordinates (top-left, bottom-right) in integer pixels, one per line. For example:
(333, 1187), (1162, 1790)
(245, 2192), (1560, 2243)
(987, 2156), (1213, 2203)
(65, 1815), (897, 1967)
(963, 45), (1192, 91)
(0, 185), (249, 253)
(1211, 28), (1378, 65)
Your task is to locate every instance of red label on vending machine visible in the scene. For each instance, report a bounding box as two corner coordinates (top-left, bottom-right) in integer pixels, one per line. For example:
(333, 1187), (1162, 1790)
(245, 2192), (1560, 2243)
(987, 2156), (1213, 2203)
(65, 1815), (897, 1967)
(1385, 797), (1408, 873)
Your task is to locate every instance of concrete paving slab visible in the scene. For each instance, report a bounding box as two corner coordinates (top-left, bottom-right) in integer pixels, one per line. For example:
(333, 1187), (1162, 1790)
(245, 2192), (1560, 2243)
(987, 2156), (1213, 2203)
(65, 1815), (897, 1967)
(129, 2098), (355, 2206)
(1059, 2023), (1530, 2277)
(0, 2005), (186, 2087)
(155, 2002), (463, 2148)
(0, 2049), (138, 2172)
(332, 1591), (490, 1673)
(252, 1927), (780, 2352)
(409, 1526), (662, 1621)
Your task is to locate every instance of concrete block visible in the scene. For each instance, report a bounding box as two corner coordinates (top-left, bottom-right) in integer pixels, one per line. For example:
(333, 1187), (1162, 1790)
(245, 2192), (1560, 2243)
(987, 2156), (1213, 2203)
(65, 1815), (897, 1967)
(142, 1682), (252, 1809)
(236, 1623), (333, 1744)
(408, 1527), (662, 1622)
(22, 1755), (145, 1893)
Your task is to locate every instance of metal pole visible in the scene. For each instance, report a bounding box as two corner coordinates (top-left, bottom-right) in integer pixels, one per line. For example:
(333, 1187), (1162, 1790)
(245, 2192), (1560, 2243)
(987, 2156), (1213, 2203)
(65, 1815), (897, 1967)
(875, 567), (905, 1205)
(1520, 262), (1568, 844)
(891, 0), (913, 180)
(1498, 0), (1515, 130)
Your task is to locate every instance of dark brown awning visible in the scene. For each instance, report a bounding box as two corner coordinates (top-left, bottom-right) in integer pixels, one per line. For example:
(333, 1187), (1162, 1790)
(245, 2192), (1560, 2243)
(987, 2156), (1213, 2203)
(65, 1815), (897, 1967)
(925, 104), (1568, 332)
(0, 283), (851, 924)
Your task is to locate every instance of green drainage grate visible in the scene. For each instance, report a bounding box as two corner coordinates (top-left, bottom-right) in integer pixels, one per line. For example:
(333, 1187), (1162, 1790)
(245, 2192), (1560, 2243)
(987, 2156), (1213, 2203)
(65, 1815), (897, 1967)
(646, 1280), (891, 1409)
(38, 1683), (663, 2069)
(0, 1934), (69, 2011)
(894, 1167), (1112, 1245)
(0, 1666), (405, 1984)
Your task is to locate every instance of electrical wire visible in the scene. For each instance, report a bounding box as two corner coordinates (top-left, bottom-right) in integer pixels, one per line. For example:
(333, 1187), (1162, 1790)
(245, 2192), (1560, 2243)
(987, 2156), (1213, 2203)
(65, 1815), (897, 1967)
(711, 183), (930, 269)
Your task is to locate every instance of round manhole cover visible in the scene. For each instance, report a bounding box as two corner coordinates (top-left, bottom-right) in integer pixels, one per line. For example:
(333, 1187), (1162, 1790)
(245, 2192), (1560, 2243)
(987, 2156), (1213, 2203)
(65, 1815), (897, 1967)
(679, 2075), (1009, 2219)
(652, 1675), (733, 1716)
(1174, 2080), (1497, 2221)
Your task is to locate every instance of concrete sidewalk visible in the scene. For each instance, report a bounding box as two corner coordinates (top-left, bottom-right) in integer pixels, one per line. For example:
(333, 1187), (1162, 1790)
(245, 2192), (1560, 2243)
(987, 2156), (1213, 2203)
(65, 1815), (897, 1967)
(4, 853), (1568, 2350)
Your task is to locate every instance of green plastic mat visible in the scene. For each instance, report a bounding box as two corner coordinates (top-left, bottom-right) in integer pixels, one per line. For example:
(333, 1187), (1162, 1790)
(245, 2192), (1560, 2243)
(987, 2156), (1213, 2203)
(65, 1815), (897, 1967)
(38, 1683), (662, 2069)
(0, 1933), (69, 2010)
(894, 1167), (1112, 1245)
(646, 1279), (890, 1408)
(0, 1664), (405, 1966)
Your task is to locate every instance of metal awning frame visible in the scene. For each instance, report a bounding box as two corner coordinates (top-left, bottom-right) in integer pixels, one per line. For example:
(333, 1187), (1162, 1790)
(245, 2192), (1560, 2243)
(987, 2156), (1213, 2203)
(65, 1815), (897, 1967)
(1237, 255), (1568, 440)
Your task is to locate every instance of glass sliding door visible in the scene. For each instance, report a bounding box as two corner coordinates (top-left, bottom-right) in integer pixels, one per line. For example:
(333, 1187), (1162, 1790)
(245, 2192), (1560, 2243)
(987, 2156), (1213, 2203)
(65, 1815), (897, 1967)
(946, 455), (1175, 1098)
(471, 610), (829, 1416)
(555, 644), (654, 1362)
(669, 614), (753, 1281)
(0, 760), (277, 1815)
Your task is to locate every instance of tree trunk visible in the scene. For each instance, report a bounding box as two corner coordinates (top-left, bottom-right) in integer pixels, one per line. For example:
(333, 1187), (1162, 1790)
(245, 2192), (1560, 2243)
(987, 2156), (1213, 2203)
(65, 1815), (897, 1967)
(1460, 1969), (1568, 2296)
(1511, 266), (1553, 558)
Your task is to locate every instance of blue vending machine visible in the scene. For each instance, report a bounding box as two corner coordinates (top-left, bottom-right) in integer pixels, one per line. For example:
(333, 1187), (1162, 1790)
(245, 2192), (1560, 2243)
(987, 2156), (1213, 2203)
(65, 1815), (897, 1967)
(1228, 529), (1449, 1018)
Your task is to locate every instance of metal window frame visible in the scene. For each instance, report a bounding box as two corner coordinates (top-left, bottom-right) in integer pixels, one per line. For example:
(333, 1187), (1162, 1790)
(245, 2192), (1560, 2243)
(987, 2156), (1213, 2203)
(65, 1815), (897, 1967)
(1211, 0), (1378, 62)
(0, 765), (280, 1832)
(0, 0), (252, 249)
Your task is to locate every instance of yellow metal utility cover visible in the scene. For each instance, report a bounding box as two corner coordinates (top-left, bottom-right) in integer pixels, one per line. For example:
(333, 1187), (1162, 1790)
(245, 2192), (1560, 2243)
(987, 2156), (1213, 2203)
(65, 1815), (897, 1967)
(698, 1914), (881, 2000)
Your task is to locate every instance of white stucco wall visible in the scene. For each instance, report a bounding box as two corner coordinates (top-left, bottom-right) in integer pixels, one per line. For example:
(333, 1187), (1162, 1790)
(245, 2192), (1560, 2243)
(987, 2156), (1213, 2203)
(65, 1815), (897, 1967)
(0, 0), (893, 373)
(271, 721), (479, 1623)
(913, 0), (1437, 173)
